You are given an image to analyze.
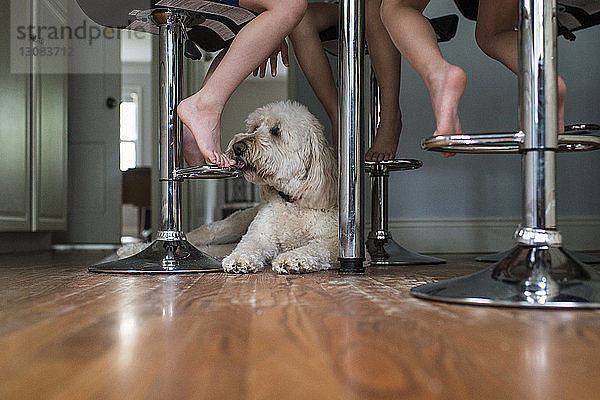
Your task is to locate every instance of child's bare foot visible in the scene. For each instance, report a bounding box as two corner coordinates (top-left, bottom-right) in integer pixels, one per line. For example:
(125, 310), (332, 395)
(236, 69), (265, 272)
(365, 111), (402, 162)
(558, 76), (566, 133)
(182, 125), (205, 166)
(428, 63), (466, 157)
(177, 94), (234, 167)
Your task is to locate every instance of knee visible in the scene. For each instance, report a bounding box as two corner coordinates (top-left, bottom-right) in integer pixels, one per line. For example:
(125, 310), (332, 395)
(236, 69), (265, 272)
(558, 76), (567, 100)
(278, 0), (307, 27)
(379, 0), (409, 27)
(289, 9), (316, 42)
(474, 27), (494, 57)
(475, 25), (511, 61)
(379, 0), (395, 27)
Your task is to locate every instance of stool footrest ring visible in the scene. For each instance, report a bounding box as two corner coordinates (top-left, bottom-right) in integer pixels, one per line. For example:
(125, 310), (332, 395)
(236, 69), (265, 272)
(422, 129), (600, 154)
(174, 165), (239, 180)
(365, 158), (423, 174)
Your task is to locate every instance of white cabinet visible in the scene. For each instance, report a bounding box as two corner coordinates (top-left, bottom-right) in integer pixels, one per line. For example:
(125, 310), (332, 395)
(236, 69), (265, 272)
(0, 0), (67, 231)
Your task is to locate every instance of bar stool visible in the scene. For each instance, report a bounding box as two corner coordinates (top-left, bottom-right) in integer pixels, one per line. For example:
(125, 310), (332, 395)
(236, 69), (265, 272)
(365, 70), (445, 265)
(452, 0), (600, 265)
(412, 0), (600, 307)
(78, 3), (255, 273)
(321, 15), (457, 266)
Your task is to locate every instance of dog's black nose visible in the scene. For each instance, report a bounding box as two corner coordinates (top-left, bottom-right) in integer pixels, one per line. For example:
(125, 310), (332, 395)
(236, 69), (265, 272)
(233, 141), (248, 156)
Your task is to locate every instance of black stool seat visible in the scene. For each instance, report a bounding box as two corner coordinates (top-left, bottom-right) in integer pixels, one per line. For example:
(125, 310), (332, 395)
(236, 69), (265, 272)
(75, 0), (256, 55)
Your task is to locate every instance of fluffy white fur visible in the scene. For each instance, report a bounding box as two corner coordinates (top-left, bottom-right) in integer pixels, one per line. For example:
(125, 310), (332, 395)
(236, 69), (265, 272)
(221, 100), (339, 274)
(117, 101), (339, 274)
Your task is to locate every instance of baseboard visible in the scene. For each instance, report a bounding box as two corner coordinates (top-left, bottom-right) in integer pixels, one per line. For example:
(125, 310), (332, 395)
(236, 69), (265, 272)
(52, 244), (120, 251)
(384, 217), (600, 254)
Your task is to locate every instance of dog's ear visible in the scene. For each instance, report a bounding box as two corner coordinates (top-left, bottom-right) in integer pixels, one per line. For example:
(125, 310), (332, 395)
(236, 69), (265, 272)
(296, 123), (338, 210)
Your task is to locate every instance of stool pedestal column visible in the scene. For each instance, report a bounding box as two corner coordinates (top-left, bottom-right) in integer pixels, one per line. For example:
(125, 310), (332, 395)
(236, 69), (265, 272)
(411, 0), (600, 307)
(338, 0), (366, 273)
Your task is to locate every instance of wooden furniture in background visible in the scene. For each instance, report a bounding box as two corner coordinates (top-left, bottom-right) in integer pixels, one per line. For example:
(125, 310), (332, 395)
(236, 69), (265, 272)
(122, 167), (151, 237)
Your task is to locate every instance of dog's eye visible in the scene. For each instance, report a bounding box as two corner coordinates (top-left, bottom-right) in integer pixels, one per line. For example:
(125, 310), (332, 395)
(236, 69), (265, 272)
(270, 126), (280, 137)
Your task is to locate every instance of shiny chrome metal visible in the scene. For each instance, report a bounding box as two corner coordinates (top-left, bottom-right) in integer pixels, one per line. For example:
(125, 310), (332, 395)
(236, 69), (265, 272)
(515, 226), (562, 246)
(367, 238), (446, 266)
(412, 245), (600, 307)
(88, 240), (223, 274)
(412, 0), (600, 307)
(421, 132), (600, 153)
(159, 14), (184, 234)
(557, 134), (600, 151)
(174, 165), (239, 180)
(520, 0), (558, 152)
(90, 9), (223, 274)
(364, 159), (423, 173)
(338, 0), (366, 272)
(476, 246), (600, 264)
(156, 230), (187, 241)
(564, 124), (600, 135)
(422, 132), (524, 153)
(522, 149), (557, 231)
(135, 8), (205, 28)
(365, 160), (445, 266)
(519, 0), (558, 234)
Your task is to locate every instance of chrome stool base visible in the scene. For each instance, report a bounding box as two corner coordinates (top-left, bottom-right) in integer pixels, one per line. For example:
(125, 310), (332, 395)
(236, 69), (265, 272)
(411, 245), (600, 308)
(365, 159), (447, 266)
(367, 236), (445, 265)
(476, 246), (600, 264)
(89, 238), (222, 274)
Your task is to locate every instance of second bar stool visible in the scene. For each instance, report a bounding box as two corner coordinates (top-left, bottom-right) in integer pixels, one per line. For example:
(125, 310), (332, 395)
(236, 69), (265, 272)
(321, 14), (458, 265)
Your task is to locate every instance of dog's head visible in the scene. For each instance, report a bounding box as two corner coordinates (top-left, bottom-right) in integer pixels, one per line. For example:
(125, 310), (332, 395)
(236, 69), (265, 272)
(226, 101), (337, 210)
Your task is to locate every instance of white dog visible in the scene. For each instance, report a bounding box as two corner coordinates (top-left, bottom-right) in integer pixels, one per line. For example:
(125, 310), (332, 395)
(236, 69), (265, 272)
(116, 101), (338, 274)
(219, 100), (339, 274)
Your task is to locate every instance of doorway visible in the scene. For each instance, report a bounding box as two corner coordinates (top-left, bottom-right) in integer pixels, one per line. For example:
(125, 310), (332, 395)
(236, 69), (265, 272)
(120, 31), (155, 244)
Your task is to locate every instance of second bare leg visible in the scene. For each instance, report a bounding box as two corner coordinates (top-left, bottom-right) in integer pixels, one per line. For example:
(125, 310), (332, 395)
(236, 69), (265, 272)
(476, 0), (566, 132)
(365, 0), (402, 161)
(380, 0), (466, 140)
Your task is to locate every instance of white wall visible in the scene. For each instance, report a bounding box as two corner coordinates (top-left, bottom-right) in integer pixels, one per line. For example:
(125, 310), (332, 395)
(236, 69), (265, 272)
(121, 32), (154, 167)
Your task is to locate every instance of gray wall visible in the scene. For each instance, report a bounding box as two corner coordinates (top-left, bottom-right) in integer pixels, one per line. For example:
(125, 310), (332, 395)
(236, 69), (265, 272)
(292, 2), (600, 252)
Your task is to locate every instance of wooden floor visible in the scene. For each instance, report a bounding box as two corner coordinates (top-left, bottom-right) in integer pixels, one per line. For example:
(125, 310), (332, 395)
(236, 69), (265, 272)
(2, 250), (600, 400)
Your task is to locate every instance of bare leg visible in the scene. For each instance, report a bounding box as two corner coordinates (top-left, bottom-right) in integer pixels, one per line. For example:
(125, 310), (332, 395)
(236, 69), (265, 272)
(178, 0), (307, 167)
(365, 0), (402, 161)
(289, 3), (339, 148)
(181, 50), (226, 166)
(476, 0), (566, 132)
(381, 0), (466, 141)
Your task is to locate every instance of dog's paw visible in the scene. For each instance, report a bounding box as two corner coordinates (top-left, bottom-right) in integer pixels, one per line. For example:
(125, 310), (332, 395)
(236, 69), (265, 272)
(222, 253), (263, 274)
(272, 254), (330, 274)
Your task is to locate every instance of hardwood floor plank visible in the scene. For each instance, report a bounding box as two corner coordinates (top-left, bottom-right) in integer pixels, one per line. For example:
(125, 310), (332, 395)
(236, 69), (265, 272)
(1, 251), (599, 399)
